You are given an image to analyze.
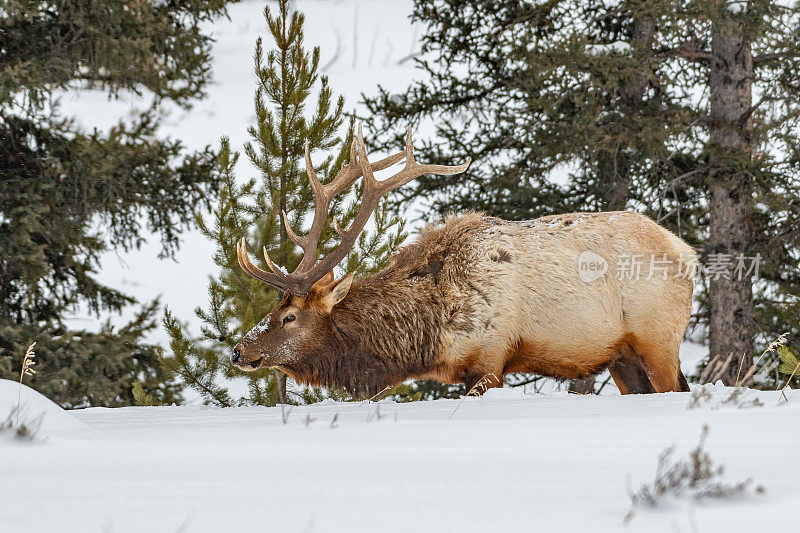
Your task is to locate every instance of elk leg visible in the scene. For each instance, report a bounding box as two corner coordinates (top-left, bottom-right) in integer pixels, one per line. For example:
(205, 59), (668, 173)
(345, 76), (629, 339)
(608, 351), (656, 394)
(677, 369), (690, 392)
(630, 337), (683, 393)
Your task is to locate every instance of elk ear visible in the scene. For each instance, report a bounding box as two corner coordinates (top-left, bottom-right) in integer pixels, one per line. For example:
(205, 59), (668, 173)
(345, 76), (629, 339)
(312, 270), (336, 289)
(319, 272), (354, 311)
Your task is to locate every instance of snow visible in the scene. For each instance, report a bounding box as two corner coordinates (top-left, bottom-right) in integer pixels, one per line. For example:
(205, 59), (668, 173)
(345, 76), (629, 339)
(0, 379), (86, 435)
(243, 314), (271, 341)
(727, 1), (746, 14)
(680, 339), (708, 376)
(2, 382), (799, 531)
(586, 41), (632, 55)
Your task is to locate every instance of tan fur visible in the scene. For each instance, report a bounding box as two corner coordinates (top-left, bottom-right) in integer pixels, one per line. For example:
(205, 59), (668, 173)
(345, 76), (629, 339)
(235, 211), (695, 396)
(396, 211), (695, 393)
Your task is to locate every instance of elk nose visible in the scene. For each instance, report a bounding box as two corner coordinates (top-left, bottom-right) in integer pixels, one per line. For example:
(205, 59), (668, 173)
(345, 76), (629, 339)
(231, 348), (241, 365)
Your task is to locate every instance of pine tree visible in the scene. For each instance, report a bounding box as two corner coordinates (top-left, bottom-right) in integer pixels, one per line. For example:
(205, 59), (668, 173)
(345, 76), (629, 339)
(363, 2), (686, 217)
(0, 0), (233, 406)
(163, 0), (406, 407)
(364, 0), (800, 386)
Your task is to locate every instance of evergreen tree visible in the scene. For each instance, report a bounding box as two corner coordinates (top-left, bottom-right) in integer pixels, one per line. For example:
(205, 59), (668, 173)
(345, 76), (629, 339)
(0, 0), (233, 406)
(364, 1), (687, 218)
(364, 0), (800, 386)
(163, 0), (406, 407)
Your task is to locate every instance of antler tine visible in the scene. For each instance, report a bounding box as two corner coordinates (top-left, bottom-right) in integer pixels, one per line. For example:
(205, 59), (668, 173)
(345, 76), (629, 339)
(271, 139), (335, 276)
(375, 123), (471, 193)
(288, 123), (470, 294)
(404, 124), (415, 164)
(261, 245), (283, 276)
(236, 238), (292, 291)
(350, 136), (358, 165)
(240, 125), (470, 295)
(325, 134), (406, 196)
(280, 210), (306, 248)
(290, 130), (407, 276)
(355, 122), (380, 192)
(332, 218), (346, 239)
(304, 140), (324, 196)
(291, 141), (337, 274)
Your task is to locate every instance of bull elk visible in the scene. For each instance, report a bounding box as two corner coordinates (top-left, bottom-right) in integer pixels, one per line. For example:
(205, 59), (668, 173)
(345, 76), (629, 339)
(232, 125), (695, 396)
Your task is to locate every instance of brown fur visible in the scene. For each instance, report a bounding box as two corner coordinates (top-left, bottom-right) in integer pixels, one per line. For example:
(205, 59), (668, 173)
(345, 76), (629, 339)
(607, 344), (657, 394)
(234, 211), (696, 396)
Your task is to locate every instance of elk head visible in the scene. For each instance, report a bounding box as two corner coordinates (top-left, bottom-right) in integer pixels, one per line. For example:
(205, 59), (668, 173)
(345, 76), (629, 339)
(231, 125), (470, 380)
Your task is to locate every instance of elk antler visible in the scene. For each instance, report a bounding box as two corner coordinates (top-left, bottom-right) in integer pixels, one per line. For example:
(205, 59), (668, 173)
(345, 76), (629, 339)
(237, 123), (471, 295)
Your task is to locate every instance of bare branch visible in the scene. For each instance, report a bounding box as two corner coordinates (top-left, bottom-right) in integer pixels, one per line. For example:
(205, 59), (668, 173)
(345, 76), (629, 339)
(674, 45), (714, 63)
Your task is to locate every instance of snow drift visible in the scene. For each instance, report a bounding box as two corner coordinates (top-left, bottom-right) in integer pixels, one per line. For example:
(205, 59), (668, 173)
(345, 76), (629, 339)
(2, 384), (799, 532)
(0, 379), (86, 435)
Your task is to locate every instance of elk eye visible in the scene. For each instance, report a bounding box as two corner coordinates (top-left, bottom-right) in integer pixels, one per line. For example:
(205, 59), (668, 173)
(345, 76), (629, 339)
(283, 314), (296, 325)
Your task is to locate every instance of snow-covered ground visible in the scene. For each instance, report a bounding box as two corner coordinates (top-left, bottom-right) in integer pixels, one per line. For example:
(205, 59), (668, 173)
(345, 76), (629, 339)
(2, 378), (798, 532)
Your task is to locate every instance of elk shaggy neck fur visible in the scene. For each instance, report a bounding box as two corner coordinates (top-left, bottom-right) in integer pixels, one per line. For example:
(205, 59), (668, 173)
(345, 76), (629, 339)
(286, 214), (489, 396)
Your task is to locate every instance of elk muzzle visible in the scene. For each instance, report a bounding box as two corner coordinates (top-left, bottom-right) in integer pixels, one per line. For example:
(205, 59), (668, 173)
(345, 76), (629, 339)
(231, 346), (265, 371)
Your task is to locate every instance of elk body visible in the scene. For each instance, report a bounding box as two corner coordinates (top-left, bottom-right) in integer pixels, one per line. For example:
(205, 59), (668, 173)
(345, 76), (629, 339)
(233, 126), (695, 396)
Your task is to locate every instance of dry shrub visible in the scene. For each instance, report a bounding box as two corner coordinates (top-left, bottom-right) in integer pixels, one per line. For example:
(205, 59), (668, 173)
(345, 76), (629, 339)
(625, 425), (764, 524)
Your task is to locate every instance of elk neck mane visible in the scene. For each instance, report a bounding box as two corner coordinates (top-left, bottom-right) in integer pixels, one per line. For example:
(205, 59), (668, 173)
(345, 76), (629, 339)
(287, 212), (491, 396)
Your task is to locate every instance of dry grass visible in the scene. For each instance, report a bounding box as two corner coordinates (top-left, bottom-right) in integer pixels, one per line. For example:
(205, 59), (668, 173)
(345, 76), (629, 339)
(1, 406), (44, 440)
(1, 342), (42, 440)
(625, 425), (764, 524)
(16, 342), (36, 428)
(448, 373), (499, 420)
(280, 404), (293, 424)
(699, 333), (787, 389)
(691, 334), (789, 409)
(687, 382), (764, 410)
(358, 385), (392, 405)
(366, 402), (384, 422)
(698, 352), (733, 385)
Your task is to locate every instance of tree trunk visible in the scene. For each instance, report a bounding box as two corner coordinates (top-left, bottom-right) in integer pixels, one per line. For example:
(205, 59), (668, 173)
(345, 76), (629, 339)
(707, 17), (755, 384)
(275, 171), (289, 404)
(273, 9), (290, 406)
